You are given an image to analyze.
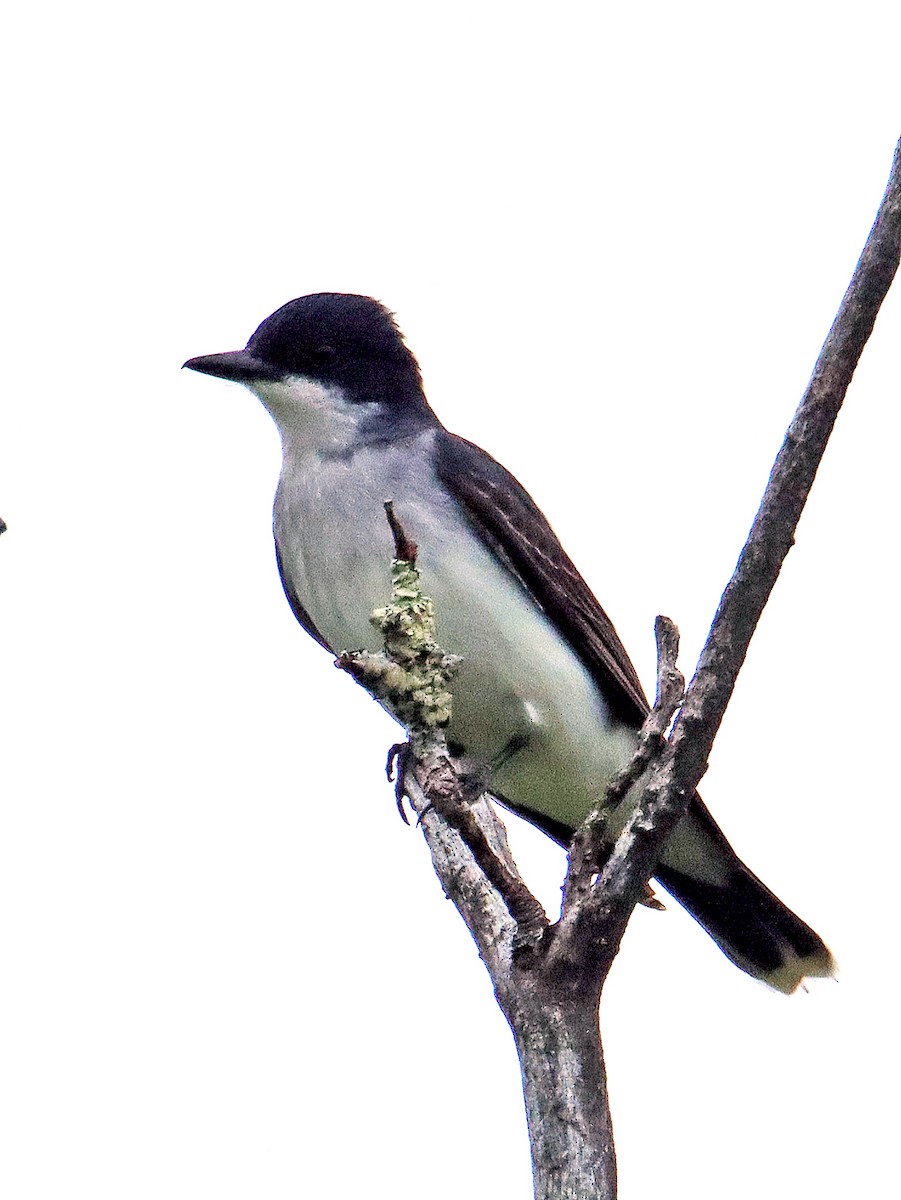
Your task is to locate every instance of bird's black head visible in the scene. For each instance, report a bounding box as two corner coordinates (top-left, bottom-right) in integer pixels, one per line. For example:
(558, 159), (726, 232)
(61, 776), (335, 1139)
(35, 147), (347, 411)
(249, 293), (416, 380)
(185, 293), (427, 413)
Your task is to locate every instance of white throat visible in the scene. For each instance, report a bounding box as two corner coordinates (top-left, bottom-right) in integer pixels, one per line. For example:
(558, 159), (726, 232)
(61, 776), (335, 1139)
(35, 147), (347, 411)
(250, 375), (368, 458)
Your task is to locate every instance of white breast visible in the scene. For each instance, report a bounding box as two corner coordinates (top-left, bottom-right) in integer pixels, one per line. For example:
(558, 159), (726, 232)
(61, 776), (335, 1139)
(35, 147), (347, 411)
(256, 376), (637, 832)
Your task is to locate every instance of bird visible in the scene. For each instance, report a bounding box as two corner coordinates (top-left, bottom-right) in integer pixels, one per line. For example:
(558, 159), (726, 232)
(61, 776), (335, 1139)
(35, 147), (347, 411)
(184, 292), (834, 993)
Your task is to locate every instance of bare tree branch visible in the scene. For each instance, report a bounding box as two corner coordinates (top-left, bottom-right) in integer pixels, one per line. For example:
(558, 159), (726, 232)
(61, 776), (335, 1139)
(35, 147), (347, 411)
(352, 141), (901, 1200)
(417, 769), (549, 937)
(403, 764), (519, 983)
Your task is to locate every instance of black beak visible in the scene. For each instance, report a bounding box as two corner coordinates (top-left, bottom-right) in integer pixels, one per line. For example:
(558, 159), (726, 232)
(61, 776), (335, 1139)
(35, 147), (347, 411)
(182, 349), (282, 383)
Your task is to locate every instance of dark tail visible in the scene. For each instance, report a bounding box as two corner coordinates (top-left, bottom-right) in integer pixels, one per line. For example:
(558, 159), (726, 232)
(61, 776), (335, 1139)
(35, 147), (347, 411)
(655, 796), (835, 993)
(496, 789), (834, 992)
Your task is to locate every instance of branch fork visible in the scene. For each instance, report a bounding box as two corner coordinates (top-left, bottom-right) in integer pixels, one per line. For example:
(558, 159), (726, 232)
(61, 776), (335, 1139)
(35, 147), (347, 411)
(335, 141), (901, 1200)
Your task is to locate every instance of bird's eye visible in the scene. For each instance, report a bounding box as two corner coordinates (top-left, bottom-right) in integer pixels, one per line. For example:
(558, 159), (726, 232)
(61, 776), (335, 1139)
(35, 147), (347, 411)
(309, 345), (338, 367)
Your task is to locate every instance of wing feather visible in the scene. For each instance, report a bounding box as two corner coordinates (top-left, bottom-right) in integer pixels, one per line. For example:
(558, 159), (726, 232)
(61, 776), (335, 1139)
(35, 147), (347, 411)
(435, 430), (649, 728)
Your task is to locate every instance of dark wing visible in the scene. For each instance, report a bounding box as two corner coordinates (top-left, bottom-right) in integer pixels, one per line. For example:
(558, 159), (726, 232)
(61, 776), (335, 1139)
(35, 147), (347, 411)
(435, 429), (649, 728)
(274, 542), (333, 653)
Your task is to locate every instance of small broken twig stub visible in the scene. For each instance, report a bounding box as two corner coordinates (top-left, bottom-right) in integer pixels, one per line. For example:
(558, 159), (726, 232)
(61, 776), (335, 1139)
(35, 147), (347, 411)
(383, 499), (418, 563)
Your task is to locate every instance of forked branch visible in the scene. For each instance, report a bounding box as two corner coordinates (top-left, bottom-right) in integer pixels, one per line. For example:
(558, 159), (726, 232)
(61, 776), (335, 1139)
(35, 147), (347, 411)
(348, 141), (901, 1200)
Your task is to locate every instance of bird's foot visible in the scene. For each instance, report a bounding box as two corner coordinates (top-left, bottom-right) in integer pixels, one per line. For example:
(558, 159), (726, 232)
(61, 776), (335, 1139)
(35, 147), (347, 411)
(386, 741), (414, 824)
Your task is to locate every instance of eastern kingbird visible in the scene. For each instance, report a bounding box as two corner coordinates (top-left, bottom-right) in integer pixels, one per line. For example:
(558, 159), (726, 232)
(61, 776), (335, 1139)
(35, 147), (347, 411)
(185, 293), (834, 993)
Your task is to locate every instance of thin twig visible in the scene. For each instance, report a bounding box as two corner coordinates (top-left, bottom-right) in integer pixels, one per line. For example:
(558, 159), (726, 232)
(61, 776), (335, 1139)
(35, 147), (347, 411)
(562, 617), (684, 916)
(604, 618), (684, 809)
(383, 499), (418, 563)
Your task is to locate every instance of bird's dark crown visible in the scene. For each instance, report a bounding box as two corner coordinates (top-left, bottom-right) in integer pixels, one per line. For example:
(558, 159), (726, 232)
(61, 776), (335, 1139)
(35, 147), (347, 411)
(248, 293), (422, 392)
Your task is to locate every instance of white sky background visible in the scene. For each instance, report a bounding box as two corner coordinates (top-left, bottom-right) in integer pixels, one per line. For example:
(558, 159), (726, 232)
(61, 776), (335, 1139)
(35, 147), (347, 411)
(1, 3), (899, 1197)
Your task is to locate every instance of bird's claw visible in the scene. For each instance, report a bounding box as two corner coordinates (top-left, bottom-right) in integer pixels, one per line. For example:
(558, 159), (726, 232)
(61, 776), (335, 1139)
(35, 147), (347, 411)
(386, 741), (413, 825)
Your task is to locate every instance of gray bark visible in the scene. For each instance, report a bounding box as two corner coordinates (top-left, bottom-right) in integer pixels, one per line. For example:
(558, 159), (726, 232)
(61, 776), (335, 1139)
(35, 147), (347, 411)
(507, 984), (614, 1200)
(348, 140), (901, 1199)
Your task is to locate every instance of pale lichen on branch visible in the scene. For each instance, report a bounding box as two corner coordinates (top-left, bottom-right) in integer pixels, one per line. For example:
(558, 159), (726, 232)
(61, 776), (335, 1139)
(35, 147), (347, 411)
(336, 540), (460, 745)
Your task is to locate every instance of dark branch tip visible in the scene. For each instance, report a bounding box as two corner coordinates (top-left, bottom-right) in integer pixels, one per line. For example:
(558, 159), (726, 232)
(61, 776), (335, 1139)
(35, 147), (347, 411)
(383, 500), (418, 563)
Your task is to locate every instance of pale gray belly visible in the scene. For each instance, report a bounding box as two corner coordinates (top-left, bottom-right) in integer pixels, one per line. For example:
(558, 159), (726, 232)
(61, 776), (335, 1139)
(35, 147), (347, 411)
(273, 436), (637, 831)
